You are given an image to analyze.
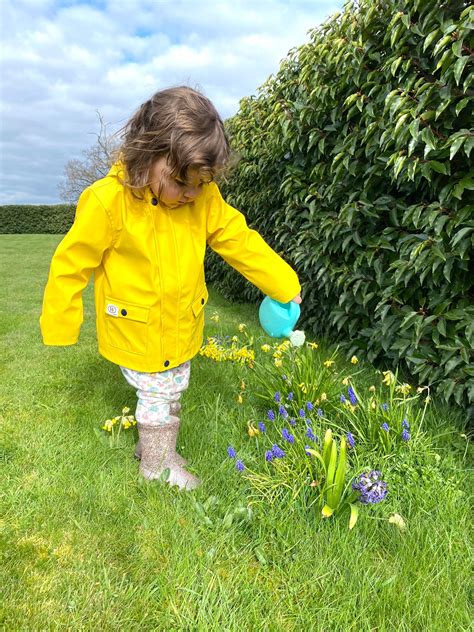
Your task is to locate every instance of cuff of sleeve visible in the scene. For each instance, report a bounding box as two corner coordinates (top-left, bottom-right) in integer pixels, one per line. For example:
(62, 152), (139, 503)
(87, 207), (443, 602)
(42, 334), (79, 346)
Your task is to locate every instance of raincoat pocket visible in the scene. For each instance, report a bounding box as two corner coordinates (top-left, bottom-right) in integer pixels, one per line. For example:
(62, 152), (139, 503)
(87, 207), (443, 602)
(104, 297), (150, 356)
(191, 286), (209, 318)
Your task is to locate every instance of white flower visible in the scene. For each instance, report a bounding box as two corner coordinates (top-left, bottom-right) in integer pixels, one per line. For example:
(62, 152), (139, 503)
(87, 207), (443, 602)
(289, 329), (305, 347)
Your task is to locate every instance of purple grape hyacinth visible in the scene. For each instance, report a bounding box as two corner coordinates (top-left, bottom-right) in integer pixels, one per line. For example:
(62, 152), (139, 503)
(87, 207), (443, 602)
(352, 470), (388, 504)
(236, 460), (245, 472)
(347, 432), (355, 448)
(282, 428), (295, 443)
(267, 409), (275, 421)
(274, 392), (281, 403)
(347, 386), (357, 405)
(258, 422), (267, 433)
(271, 444), (286, 459)
(227, 446), (236, 459)
(401, 428), (410, 441)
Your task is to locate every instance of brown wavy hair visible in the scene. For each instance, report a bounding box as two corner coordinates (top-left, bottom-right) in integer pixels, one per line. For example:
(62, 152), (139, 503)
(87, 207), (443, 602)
(117, 86), (230, 190)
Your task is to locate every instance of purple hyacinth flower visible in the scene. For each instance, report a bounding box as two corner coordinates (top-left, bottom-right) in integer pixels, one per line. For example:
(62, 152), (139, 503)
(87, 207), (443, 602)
(278, 405), (289, 418)
(282, 375), (287, 381)
(340, 394), (346, 404)
(347, 386), (357, 405)
(287, 392), (294, 401)
(316, 408), (323, 418)
(265, 450), (274, 462)
(281, 428), (295, 444)
(352, 470), (387, 505)
(347, 432), (355, 448)
(402, 418), (410, 429)
(381, 422), (389, 432)
(289, 417), (296, 427)
(304, 445), (312, 456)
(274, 392), (281, 403)
(267, 409), (275, 421)
(306, 402), (314, 411)
(227, 446), (236, 459)
(271, 444), (286, 459)
(306, 427), (316, 442)
(298, 408), (305, 418)
(382, 403), (389, 411)
(235, 460), (245, 472)
(401, 429), (410, 441)
(258, 422), (266, 433)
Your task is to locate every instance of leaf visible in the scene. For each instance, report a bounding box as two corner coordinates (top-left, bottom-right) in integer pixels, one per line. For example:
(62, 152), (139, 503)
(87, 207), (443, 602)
(450, 136), (466, 160)
(349, 503), (359, 530)
(159, 468), (171, 482)
(453, 56), (469, 85)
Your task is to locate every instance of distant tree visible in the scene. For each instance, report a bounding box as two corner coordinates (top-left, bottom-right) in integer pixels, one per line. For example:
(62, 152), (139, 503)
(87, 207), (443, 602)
(58, 113), (120, 203)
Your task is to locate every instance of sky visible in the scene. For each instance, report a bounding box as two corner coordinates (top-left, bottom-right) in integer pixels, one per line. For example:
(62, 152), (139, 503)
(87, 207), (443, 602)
(0, 0), (343, 204)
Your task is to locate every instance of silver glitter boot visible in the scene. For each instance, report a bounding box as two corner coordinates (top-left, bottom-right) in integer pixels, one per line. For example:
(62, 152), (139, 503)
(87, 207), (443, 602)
(134, 403), (187, 466)
(137, 420), (200, 490)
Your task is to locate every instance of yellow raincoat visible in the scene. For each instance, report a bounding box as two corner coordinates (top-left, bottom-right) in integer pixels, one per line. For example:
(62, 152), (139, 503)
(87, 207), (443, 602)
(40, 164), (301, 372)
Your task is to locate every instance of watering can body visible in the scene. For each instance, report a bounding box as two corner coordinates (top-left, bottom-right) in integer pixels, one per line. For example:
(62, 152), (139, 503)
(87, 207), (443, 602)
(258, 296), (301, 338)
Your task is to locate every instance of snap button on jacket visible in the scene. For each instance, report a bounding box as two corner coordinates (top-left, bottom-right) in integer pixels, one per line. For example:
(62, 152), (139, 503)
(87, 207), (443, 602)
(40, 164), (301, 372)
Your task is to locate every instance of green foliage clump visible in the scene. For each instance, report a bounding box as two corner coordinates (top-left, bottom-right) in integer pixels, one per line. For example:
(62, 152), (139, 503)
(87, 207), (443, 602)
(208, 0), (474, 408)
(0, 204), (75, 234)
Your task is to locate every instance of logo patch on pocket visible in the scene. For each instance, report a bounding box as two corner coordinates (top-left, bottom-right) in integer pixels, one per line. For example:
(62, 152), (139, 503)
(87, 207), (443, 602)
(106, 303), (119, 317)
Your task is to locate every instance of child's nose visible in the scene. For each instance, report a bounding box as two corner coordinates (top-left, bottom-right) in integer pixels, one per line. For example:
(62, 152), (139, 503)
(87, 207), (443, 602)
(184, 186), (199, 199)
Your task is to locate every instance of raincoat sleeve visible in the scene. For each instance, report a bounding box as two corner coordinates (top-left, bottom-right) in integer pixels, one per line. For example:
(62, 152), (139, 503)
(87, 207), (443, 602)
(205, 183), (301, 303)
(40, 187), (115, 345)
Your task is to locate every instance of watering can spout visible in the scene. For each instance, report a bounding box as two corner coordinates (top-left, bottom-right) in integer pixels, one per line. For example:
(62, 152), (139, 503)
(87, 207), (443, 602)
(258, 296), (301, 339)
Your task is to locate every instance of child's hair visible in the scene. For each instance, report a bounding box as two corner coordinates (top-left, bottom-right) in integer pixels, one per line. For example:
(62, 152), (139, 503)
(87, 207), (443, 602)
(118, 86), (230, 189)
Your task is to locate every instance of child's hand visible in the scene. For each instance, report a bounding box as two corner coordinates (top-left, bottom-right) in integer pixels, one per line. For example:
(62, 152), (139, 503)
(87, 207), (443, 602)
(292, 293), (302, 304)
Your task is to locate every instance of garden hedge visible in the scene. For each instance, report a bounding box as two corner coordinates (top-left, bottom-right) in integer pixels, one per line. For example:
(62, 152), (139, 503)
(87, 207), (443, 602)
(0, 205), (75, 234)
(208, 0), (474, 409)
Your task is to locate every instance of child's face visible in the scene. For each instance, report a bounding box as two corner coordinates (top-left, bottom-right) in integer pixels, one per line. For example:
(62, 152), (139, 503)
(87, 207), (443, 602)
(149, 157), (208, 208)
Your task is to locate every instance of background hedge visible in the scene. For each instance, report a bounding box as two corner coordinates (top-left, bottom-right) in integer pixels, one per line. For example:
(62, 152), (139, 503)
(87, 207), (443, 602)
(0, 205), (75, 234)
(208, 0), (474, 409)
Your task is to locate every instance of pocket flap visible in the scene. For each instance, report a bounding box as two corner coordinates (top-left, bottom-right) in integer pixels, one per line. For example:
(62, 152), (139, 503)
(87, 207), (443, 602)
(105, 297), (150, 323)
(191, 286), (209, 318)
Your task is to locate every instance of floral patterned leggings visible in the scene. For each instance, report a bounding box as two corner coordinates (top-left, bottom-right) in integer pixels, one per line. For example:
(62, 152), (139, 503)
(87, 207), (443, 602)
(120, 361), (191, 426)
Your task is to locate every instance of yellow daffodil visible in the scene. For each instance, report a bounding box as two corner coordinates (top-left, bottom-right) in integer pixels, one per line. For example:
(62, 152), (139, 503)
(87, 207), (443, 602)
(237, 394), (243, 404)
(247, 422), (260, 437)
(122, 406), (130, 414)
(274, 358), (283, 368)
(321, 392), (327, 401)
(308, 342), (319, 349)
(342, 377), (349, 386)
(371, 400), (377, 410)
(382, 370), (395, 386)
(241, 380), (246, 390)
(395, 383), (412, 396)
(351, 356), (358, 364)
(232, 335), (238, 343)
(238, 323), (247, 332)
(261, 344), (271, 352)
(210, 312), (220, 322)
(323, 360), (335, 368)
(369, 385), (376, 392)
(299, 382), (307, 393)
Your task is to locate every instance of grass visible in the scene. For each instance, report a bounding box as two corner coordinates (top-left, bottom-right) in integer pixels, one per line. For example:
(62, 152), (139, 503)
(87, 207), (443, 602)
(1, 234), (472, 631)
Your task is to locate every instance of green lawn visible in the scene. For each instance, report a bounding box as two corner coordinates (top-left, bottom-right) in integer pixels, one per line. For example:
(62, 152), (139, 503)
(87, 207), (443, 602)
(1, 235), (472, 631)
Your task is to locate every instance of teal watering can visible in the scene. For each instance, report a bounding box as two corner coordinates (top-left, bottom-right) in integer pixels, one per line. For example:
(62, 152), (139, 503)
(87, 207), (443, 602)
(258, 296), (301, 339)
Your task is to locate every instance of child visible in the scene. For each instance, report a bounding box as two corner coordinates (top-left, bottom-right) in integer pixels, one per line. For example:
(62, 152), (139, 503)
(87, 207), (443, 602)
(40, 86), (301, 490)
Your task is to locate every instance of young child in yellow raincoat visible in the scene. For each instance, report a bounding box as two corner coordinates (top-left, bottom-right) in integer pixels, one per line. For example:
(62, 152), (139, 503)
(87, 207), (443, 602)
(40, 86), (301, 490)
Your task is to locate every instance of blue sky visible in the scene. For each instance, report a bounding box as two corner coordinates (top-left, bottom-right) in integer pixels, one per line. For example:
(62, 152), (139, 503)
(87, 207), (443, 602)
(0, 0), (343, 204)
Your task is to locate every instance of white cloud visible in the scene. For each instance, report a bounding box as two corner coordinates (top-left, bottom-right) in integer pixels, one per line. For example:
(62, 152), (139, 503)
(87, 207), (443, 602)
(0, 0), (342, 204)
